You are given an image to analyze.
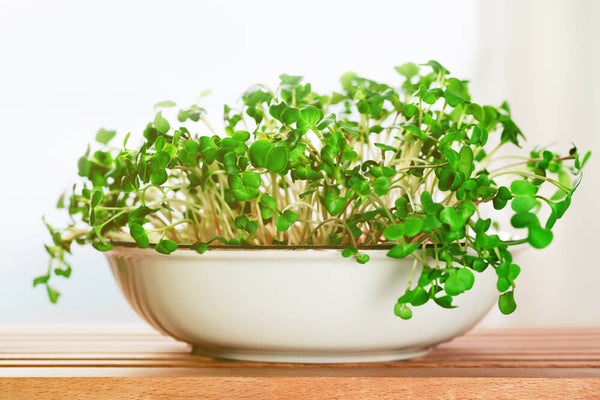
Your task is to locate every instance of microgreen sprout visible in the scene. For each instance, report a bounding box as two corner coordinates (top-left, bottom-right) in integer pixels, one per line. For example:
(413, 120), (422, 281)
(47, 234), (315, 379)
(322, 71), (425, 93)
(39, 61), (589, 318)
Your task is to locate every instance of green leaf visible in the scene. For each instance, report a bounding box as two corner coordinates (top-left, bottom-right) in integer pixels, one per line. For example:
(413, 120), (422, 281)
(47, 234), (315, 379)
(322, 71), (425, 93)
(403, 218), (423, 237)
(387, 242), (419, 259)
(394, 303), (413, 320)
(577, 150), (591, 169)
(445, 268), (474, 296)
(53, 266), (72, 279)
(232, 186), (259, 201)
(156, 239), (178, 254)
(510, 212), (539, 229)
(55, 267), (72, 279)
(493, 186), (512, 210)
(95, 128), (116, 145)
(500, 116), (523, 146)
(323, 190), (346, 216)
(374, 143), (397, 153)
(248, 139), (272, 168)
(282, 107), (301, 125)
(177, 109), (190, 122)
(47, 285), (61, 304)
(154, 100), (176, 108)
(342, 246), (358, 258)
(366, 126), (383, 136)
(300, 106), (322, 125)
(403, 104), (418, 118)
(92, 241), (113, 252)
(232, 130), (251, 142)
(279, 73), (303, 87)
(511, 196), (537, 213)
(457, 146), (474, 178)
(498, 291), (517, 314)
(268, 102), (287, 122)
(393, 199), (408, 219)
(457, 202), (476, 222)
(129, 223), (150, 248)
(265, 145), (289, 174)
(424, 60), (449, 75)
(154, 136), (166, 152)
(402, 123), (427, 140)
(260, 194), (278, 210)
(199, 136), (218, 163)
(33, 275), (50, 287)
(340, 71), (357, 91)
(439, 131), (466, 148)
(150, 151), (170, 170)
(420, 191), (433, 207)
(422, 214), (442, 229)
(528, 225), (553, 249)
(422, 88), (443, 105)
(410, 287), (429, 306)
(509, 264), (521, 280)
(511, 180), (538, 196)
(497, 277), (511, 292)
(438, 169), (456, 191)
(56, 192), (66, 209)
(150, 169), (168, 186)
(395, 63), (419, 78)
(234, 216), (248, 230)
(242, 171), (261, 188)
(383, 224), (404, 241)
(129, 206), (157, 225)
(418, 271), (432, 287)
(457, 268), (475, 291)
(440, 207), (462, 231)
(275, 215), (290, 231)
(434, 296), (456, 309)
(444, 273), (461, 296)
(283, 210), (299, 224)
(342, 150), (357, 161)
(356, 254), (370, 264)
(245, 220), (258, 234)
(468, 103), (484, 122)
(470, 125), (489, 146)
(191, 241), (209, 254)
(444, 89), (466, 107)
(90, 189), (103, 208)
(373, 176), (391, 195)
(154, 111), (170, 134)
(163, 143), (177, 158)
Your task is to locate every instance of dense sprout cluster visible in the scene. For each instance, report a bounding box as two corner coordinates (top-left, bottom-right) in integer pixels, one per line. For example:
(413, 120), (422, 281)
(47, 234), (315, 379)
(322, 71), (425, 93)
(40, 60), (589, 317)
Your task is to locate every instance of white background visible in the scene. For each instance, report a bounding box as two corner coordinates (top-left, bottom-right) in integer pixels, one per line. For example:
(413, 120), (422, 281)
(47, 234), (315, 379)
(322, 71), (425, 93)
(0, 0), (598, 328)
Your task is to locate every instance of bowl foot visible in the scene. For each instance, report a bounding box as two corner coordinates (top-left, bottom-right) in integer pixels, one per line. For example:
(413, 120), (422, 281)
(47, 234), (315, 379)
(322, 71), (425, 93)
(191, 345), (432, 363)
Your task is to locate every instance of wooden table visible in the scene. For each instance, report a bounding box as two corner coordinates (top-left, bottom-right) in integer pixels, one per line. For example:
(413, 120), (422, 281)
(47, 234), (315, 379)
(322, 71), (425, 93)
(0, 328), (598, 399)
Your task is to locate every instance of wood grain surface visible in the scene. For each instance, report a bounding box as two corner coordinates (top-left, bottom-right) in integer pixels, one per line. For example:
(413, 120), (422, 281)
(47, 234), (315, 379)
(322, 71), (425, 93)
(0, 327), (598, 399)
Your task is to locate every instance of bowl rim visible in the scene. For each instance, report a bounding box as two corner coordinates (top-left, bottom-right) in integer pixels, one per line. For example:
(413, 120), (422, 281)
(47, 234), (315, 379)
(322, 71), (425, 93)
(108, 239), (524, 252)
(109, 240), (395, 251)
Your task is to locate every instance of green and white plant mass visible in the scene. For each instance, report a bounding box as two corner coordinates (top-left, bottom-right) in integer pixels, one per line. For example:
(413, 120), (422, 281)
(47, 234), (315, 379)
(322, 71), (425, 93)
(40, 60), (590, 319)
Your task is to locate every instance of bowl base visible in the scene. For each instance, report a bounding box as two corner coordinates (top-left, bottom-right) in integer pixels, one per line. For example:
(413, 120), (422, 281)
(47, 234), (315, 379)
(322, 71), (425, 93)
(192, 345), (432, 363)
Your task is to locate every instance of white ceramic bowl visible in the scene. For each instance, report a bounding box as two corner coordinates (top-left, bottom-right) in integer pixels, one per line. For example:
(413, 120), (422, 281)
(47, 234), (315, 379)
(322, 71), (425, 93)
(106, 246), (498, 363)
